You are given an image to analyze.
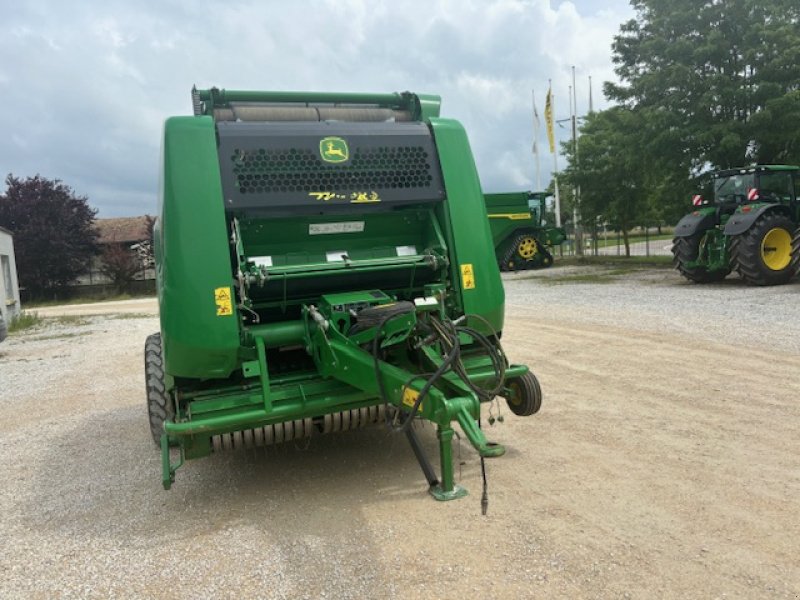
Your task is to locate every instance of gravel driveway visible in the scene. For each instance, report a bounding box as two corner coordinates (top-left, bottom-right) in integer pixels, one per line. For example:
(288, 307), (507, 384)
(1, 268), (799, 598)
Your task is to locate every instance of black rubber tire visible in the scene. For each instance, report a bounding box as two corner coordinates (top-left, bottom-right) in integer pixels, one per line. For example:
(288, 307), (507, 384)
(145, 333), (173, 446)
(671, 234), (730, 283)
(504, 371), (542, 417)
(791, 227), (800, 278)
(730, 212), (795, 286)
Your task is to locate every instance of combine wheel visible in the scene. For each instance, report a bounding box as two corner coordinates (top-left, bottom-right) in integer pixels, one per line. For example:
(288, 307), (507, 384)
(730, 213), (794, 286)
(145, 333), (174, 446)
(500, 233), (543, 271)
(504, 371), (542, 417)
(516, 236), (539, 261)
(671, 234), (729, 283)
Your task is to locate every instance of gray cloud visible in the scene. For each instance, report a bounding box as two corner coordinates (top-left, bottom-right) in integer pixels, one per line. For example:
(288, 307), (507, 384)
(0, 0), (633, 216)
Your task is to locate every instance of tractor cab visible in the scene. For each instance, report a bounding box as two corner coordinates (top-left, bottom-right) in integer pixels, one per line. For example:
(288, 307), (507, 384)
(714, 166), (798, 208)
(526, 193), (545, 226)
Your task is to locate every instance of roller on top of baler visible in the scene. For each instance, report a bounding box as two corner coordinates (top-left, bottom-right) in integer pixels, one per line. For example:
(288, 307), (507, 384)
(147, 86), (542, 503)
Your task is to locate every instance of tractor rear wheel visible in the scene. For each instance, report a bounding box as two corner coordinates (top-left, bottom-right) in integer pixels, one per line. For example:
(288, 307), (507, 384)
(671, 233), (730, 283)
(730, 212), (795, 286)
(791, 227), (800, 278)
(504, 371), (542, 417)
(145, 333), (174, 446)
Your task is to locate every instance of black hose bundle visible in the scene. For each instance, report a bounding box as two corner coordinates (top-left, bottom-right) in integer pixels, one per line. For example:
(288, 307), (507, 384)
(369, 309), (507, 432)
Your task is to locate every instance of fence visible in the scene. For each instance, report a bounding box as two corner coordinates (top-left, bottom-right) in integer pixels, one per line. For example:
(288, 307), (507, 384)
(557, 224), (674, 258)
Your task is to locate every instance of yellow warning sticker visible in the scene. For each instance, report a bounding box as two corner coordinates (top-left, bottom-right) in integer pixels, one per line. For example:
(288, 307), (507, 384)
(214, 286), (233, 316)
(402, 387), (422, 413)
(460, 263), (476, 290)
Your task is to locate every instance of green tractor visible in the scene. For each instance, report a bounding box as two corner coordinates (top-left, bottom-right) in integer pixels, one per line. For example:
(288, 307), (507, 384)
(484, 191), (566, 271)
(672, 165), (800, 285)
(148, 87), (543, 503)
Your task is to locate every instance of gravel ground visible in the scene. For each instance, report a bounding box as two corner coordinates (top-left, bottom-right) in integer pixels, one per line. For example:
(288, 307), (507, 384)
(505, 264), (800, 353)
(1, 268), (799, 598)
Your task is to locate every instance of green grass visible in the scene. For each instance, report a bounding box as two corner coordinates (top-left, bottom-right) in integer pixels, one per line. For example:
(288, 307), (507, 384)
(108, 312), (155, 320)
(7, 311), (91, 335)
(535, 267), (641, 285)
(555, 255), (673, 268)
(25, 292), (155, 309)
(49, 315), (90, 327)
(8, 311), (43, 333)
(28, 332), (84, 342)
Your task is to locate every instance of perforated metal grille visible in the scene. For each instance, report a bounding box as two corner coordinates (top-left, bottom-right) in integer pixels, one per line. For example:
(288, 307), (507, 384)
(230, 146), (435, 194)
(216, 121), (445, 210)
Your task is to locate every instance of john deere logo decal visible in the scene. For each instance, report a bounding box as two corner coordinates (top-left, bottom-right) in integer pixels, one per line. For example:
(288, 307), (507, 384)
(320, 137), (349, 163)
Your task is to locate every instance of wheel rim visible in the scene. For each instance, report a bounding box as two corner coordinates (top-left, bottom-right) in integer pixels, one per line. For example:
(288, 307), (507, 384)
(517, 237), (538, 259)
(760, 227), (792, 271)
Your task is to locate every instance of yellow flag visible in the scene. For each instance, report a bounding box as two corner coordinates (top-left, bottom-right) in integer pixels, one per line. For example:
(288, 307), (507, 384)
(544, 87), (556, 154)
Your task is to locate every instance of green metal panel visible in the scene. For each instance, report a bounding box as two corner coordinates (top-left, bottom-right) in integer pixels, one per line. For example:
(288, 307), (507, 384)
(484, 191), (536, 246)
(158, 116), (240, 379)
(416, 94), (442, 120)
(429, 118), (504, 333)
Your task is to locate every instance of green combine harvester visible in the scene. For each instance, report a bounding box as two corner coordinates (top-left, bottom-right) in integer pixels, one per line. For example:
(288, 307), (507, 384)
(147, 87), (542, 503)
(672, 165), (800, 285)
(484, 191), (566, 271)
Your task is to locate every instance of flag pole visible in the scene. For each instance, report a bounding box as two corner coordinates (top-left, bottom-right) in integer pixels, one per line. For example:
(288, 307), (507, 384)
(572, 65), (583, 256)
(545, 79), (562, 228)
(532, 89), (542, 191)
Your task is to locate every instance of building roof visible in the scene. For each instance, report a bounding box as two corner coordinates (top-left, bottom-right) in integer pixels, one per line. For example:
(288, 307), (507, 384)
(95, 216), (152, 244)
(0, 225), (12, 236)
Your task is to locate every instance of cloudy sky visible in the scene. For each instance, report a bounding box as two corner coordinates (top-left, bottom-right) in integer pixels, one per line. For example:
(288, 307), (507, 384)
(0, 0), (634, 217)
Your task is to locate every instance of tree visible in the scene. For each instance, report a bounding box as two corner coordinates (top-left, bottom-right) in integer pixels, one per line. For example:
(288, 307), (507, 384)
(100, 243), (140, 293)
(543, 179), (576, 230)
(0, 174), (98, 297)
(607, 0), (800, 171)
(561, 107), (653, 256)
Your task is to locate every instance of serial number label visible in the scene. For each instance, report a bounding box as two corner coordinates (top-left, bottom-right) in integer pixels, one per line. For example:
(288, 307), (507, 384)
(309, 222), (365, 235)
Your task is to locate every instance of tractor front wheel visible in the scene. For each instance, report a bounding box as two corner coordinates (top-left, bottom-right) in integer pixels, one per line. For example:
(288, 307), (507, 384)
(730, 212), (795, 286)
(145, 333), (174, 446)
(671, 233), (730, 283)
(504, 371), (542, 417)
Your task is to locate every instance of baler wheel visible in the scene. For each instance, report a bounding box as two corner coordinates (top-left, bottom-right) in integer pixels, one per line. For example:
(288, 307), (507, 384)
(730, 212), (795, 286)
(504, 371), (542, 417)
(145, 333), (174, 446)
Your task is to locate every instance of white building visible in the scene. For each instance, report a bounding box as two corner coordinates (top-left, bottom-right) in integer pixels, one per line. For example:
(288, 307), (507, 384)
(0, 226), (21, 322)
